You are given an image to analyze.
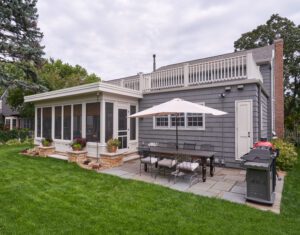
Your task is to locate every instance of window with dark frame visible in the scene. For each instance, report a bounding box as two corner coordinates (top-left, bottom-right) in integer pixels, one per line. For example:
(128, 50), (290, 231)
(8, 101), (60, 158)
(171, 113), (185, 127)
(63, 105), (71, 140)
(105, 102), (113, 142)
(86, 102), (100, 142)
(55, 106), (62, 139)
(73, 104), (82, 139)
(130, 105), (136, 140)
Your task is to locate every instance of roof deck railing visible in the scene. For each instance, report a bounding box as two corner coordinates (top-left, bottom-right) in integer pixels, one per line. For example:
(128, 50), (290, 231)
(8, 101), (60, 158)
(106, 52), (263, 93)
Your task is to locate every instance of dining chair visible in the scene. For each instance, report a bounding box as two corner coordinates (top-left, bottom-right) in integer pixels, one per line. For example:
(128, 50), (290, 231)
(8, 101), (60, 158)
(138, 146), (158, 177)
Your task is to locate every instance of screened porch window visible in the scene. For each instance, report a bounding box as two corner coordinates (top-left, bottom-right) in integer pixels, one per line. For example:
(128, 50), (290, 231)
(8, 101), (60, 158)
(42, 107), (52, 139)
(63, 105), (71, 140)
(73, 104), (82, 138)
(86, 102), (100, 142)
(105, 102), (113, 142)
(130, 105), (137, 140)
(55, 106), (62, 139)
(37, 108), (41, 137)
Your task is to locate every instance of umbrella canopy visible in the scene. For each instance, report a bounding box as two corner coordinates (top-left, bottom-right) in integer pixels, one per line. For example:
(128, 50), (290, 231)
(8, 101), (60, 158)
(129, 98), (227, 150)
(129, 98), (227, 118)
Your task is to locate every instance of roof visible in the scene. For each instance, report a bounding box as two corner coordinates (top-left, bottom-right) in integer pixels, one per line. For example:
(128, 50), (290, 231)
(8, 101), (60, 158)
(24, 82), (143, 103)
(0, 89), (19, 116)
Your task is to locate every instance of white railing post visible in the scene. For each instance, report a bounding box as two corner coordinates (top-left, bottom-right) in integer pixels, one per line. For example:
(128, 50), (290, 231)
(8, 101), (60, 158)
(184, 63), (189, 87)
(138, 72), (144, 92)
(120, 79), (124, 88)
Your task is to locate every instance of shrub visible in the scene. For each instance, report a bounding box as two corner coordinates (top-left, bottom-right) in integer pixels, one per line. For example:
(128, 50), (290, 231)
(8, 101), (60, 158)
(272, 139), (298, 171)
(0, 129), (31, 143)
(6, 139), (22, 146)
(41, 138), (53, 147)
(22, 137), (34, 146)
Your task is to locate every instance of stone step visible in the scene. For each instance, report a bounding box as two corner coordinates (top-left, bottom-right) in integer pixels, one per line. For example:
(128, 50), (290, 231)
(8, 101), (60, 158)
(123, 154), (139, 162)
(48, 154), (68, 161)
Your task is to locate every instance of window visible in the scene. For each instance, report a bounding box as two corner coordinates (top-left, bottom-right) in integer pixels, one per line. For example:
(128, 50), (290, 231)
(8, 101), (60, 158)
(63, 105), (71, 140)
(37, 108), (41, 137)
(154, 102), (205, 130)
(156, 116), (169, 127)
(105, 102), (113, 142)
(73, 104), (82, 138)
(187, 113), (203, 127)
(171, 113), (185, 127)
(42, 107), (52, 139)
(130, 105), (136, 140)
(55, 106), (62, 139)
(86, 102), (100, 142)
(12, 119), (17, 129)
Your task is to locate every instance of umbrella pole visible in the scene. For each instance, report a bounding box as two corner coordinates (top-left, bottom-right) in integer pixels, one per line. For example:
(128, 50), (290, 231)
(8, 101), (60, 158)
(176, 114), (178, 150)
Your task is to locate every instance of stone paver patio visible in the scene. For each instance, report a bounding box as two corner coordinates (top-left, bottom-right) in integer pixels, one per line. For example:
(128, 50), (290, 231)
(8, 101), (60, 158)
(100, 159), (284, 214)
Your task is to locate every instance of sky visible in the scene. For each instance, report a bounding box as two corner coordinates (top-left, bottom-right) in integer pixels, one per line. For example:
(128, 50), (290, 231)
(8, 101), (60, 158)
(37, 0), (300, 81)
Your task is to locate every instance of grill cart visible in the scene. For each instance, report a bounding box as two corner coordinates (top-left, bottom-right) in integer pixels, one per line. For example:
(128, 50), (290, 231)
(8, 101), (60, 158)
(241, 146), (278, 205)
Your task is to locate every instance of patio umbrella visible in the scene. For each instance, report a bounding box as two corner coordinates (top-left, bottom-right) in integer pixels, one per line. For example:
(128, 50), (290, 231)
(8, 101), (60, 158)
(129, 98), (227, 149)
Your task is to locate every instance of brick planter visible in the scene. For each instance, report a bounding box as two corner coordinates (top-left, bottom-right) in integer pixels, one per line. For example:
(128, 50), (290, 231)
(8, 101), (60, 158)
(100, 155), (123, 168)
(38, 146), (55, 157)
(67, 150), (87, 163)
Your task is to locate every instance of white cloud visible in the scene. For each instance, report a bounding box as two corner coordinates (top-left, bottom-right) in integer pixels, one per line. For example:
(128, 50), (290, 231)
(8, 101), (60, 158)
(37, 0), (300, 80)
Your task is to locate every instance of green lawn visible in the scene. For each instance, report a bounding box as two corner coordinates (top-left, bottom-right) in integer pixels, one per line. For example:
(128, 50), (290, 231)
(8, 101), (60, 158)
(0, 145), (299, 234)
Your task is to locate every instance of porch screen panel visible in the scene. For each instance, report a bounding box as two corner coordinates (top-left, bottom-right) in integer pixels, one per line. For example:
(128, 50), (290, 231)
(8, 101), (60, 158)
(105, 102), (113, 142)
(55, 106), (62, 139)
(130, 105), (136, 140)
(37, 108), (41, 137)
(63, 105), (71, 140)
(86, 102), (100, 142)
(73, 104), (82, 138)
(42, 107), (52, 139)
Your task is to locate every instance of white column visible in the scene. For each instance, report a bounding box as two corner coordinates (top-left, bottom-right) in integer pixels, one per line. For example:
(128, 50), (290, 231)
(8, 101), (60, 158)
(139, 72), (144, 92)
(82, 103), (86, 138)
(100, 98), (105, 144)
(51, 106), (55, 139)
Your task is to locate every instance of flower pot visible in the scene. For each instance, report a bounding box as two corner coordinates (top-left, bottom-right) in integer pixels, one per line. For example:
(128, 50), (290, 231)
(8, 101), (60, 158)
(107, 145), (117, 153)
(72, 146), (82, 151)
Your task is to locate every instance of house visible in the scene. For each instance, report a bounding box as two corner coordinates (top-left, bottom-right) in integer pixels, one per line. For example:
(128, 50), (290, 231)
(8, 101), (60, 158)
(0, 90), (33, 130)
(24, 39), (284, 168)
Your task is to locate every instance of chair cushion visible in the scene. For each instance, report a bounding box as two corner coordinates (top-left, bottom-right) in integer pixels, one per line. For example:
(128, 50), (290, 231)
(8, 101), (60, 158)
(141, 156), (158, 164)
(158, 158), (177, 168)
(177, 162), (199, 171)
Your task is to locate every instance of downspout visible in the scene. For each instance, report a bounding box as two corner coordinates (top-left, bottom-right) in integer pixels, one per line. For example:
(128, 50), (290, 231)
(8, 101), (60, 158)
(271, 50), (275, 137)
(258, 84), (262, 140)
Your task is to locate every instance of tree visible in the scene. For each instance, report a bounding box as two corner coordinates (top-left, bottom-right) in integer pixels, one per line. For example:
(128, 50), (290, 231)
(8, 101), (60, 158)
(234, 14), (300, 129)
(0, 0), (45, 91)
(38, 59), (100, 91)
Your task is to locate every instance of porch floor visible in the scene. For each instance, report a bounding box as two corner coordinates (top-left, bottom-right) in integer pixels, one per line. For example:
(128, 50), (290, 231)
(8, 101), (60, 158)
(100, 160), (284, 214)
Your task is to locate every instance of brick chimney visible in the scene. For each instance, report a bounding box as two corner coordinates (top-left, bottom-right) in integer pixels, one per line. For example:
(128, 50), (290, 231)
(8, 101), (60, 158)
(274, 39), (284, 138)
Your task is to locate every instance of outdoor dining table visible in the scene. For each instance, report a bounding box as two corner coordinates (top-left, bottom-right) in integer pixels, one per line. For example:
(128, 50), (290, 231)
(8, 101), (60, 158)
(148, 147), (216, 182)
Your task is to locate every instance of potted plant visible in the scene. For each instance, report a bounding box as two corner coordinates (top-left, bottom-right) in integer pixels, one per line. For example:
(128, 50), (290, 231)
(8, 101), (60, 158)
(70, 138), (87, 151)
(107, 138), (120, 153)
(41, 138), (53, 147)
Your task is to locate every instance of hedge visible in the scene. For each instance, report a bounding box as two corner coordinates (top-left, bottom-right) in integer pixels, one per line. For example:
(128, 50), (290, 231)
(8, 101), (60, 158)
(0, 129), (32, 143)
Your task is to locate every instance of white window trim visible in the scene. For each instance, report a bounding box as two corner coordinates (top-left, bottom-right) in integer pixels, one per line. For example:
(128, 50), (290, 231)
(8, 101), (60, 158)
(153, 102), (205, 131)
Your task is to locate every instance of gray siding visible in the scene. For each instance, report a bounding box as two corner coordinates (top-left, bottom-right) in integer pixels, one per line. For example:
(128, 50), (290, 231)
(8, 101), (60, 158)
(260, 64), (272, 139)
(138, 84), (259, 168)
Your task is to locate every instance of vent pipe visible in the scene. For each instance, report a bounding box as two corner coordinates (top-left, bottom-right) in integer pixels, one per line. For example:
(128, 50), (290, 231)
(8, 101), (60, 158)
(153, 54), (156, 71)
